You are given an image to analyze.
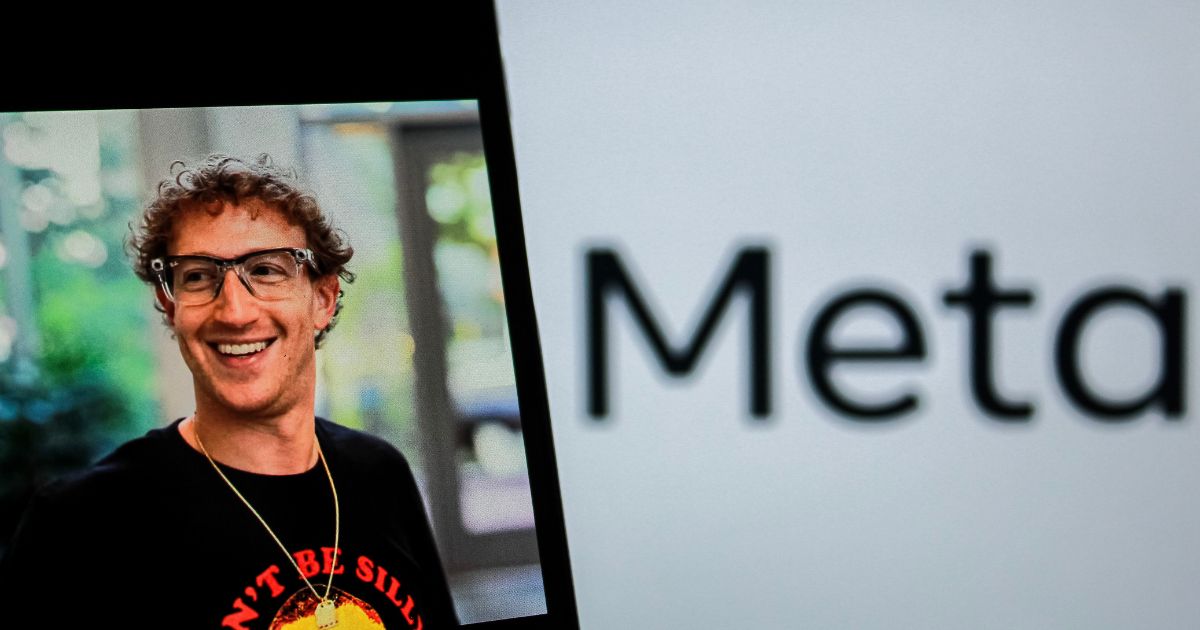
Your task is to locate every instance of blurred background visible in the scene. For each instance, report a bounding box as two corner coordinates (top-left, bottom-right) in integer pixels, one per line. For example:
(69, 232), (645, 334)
(0, 101), (545, 624)
(494, 2), (1199, 628)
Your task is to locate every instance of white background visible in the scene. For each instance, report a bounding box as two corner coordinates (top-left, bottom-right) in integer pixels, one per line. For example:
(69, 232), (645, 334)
(495, 2), (1200, 627)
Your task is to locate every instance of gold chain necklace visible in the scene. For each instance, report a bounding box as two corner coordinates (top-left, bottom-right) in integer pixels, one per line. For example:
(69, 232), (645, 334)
(193, 420), (342, 629)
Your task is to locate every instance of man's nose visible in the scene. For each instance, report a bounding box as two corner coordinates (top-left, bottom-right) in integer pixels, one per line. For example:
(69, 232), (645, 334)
(212, 268), (259, 324)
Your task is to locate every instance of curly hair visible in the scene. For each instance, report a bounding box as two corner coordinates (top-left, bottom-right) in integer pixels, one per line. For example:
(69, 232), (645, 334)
(129, 154), (355, 348)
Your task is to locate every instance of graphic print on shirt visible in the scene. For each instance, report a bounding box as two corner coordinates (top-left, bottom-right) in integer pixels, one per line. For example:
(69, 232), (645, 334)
(269, 586), (383, 629)
(221, 547), (429, 630)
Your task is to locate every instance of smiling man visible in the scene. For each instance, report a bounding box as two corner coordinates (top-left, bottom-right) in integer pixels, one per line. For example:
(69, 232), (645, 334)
(0, 155), (459, 629)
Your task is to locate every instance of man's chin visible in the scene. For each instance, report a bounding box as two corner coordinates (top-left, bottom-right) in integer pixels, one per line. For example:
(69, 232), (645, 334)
(198, 387), (288, 419)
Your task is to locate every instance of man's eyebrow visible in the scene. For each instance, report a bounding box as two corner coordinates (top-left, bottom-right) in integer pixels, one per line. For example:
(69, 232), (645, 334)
(168, 247), (295, 260)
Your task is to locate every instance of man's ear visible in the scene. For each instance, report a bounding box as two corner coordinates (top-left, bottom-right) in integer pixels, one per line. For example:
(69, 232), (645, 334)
(155, 286), (176, 326)
(313, 275), (340, 330)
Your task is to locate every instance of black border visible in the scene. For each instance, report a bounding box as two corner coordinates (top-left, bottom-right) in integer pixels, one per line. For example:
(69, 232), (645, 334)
(0, 5), (579, 629)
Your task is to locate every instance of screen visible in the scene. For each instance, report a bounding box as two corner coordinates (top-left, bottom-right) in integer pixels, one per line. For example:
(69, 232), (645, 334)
(496, 1), (1199, 627)
(0, 7), (576, 629)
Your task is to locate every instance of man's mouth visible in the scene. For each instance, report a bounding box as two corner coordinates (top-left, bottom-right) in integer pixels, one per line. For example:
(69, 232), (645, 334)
(212, 339), (274, 356)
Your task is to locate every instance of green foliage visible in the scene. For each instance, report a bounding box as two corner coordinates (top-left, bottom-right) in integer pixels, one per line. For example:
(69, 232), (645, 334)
(0, 359), (129, 545)
(35, 248), (157, 434)
(427, 152), (496, 252)
(0, 110), (158, 549)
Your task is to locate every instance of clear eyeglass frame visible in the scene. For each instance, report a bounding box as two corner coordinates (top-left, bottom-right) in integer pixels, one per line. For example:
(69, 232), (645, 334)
(150, 247), (319, 306)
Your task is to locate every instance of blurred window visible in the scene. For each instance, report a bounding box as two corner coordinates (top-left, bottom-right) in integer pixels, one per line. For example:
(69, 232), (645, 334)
(300, 109), (539, 574)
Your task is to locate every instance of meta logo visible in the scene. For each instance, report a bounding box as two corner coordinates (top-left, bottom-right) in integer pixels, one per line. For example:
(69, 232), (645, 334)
(586, 247), (1185, 422)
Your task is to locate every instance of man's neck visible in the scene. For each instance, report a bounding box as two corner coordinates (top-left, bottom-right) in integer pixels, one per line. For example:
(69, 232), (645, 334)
(180, 407), (319, 475)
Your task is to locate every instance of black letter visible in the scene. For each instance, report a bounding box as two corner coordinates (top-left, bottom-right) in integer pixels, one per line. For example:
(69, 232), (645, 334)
(1055, 287), (1185, 420)
(943, 250), (1035, 420)
(806, 290), (926, 419)
(586, 247), (770, 419)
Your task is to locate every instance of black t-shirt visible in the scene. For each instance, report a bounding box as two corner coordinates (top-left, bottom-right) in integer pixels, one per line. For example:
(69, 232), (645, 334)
(0, 418), (459, 629)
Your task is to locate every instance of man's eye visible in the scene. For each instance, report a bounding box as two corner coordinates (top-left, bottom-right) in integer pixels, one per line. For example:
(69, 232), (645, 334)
(248, 263), (289, 280)
(178, 269), (216, 287)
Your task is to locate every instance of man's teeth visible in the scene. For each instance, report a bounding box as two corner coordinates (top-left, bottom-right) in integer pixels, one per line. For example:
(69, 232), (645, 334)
(217, 341), (268, 356)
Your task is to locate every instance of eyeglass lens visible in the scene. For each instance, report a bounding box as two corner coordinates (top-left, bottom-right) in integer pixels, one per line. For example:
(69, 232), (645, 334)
(169, 251), (303, 305)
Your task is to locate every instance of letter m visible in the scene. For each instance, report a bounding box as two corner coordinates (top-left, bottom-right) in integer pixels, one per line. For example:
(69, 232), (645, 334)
(586, 246), (770, 419)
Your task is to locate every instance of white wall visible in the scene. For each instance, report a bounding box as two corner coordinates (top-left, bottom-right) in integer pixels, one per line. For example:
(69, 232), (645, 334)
(497, 2), (1200, 628)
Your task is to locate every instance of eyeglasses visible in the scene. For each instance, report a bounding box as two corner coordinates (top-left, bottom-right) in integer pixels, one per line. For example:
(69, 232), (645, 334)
(150, 247), (319, 306)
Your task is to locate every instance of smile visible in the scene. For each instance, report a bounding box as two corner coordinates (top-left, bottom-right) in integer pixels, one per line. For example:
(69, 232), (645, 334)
(212, 339), (274, 356)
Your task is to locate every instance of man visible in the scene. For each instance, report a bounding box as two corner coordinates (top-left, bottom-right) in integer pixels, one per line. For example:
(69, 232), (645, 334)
(0, 154), (459, 629)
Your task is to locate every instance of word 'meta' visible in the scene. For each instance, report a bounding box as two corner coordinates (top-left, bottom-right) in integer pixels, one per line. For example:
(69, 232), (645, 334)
(587, 248), (1184, 422)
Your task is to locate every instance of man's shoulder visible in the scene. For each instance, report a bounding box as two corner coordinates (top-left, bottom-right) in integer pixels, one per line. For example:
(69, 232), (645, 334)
(316, 417), (415, 472)
(37, 420), (183, 507)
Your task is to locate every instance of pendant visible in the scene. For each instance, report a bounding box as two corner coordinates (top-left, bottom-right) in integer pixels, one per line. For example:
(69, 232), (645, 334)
(271, 586), (383, 629)
(316, 598), (338, 629)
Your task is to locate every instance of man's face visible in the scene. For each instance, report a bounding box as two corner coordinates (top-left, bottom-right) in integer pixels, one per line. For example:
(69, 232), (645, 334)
(162, 201), (338, 419)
